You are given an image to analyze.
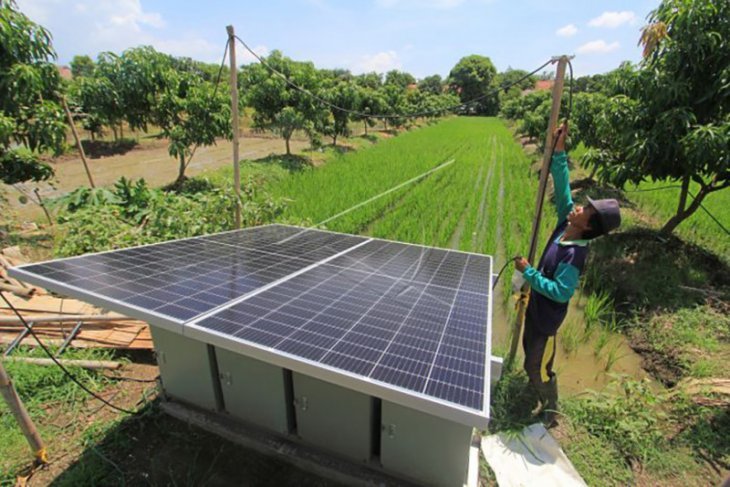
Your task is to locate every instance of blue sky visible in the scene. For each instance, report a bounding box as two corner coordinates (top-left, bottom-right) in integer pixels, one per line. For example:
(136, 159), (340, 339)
(17, 0), (660, 78)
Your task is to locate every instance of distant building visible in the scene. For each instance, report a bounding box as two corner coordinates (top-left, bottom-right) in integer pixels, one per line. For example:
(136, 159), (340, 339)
(57, 66), (72, 80)
(522, 79), (554, 95)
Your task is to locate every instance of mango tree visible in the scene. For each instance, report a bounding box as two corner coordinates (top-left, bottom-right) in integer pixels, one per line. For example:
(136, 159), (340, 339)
(154, 71), (231, 185)
(448, 55), (499, 115)
(0, 0), (65, 185)
(585, 0), (730, 234)
(322, 80), (359, 146)
(241, 50), (325, 155)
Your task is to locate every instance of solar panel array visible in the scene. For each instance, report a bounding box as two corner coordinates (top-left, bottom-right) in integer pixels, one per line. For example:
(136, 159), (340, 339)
(12, 225), (491, 418)
(18, 226), (366, 322)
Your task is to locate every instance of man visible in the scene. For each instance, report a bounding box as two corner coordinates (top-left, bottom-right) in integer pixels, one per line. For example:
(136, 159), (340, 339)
(514, 121), (621, 427)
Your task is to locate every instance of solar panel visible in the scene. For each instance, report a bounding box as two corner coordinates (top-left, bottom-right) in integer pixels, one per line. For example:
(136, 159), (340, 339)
(10, 224), (492, 426)
(186, 234), (492, 424)
(12, 225), (367, 330)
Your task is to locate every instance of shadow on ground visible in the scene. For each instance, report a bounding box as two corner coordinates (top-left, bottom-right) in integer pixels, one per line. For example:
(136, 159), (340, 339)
(49, 402), (338, 487)
(254, 154), (313, 173)
(80, 139), (138, 159)
(584, 227), (730, 315)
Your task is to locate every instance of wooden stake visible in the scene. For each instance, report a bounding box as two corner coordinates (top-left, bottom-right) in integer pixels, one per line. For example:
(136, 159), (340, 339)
(61, 97), (95, 188)
(506, 56), (569, 369)
(227, 25), (242, 229)
(0, 360), (47, 464)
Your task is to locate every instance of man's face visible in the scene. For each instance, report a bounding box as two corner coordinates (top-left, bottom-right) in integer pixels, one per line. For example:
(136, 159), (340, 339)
(567, 204), (595, 232)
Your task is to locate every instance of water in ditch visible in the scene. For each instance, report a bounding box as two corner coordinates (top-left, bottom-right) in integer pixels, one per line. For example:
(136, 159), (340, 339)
(490, 286), (647, 397)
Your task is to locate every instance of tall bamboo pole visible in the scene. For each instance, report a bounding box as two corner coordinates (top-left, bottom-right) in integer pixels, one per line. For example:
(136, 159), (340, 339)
(61, 97), (95, 188)
(227, 25), (241, 229)
(506, 56), (569, 369)
(0, 360), (47, 464)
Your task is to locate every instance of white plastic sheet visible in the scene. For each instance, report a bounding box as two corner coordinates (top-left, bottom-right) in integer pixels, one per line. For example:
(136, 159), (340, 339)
(481, 423), (587, 487)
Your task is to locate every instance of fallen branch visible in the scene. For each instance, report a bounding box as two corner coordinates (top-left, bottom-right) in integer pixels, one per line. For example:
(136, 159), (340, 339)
(2, 357), (122, 370)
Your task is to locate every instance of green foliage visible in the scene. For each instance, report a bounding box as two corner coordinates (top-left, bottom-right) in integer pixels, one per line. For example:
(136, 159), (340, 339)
(628, 179), (730, 260)
(241, 50), (325, 154)
(584, 228), (730, 314)
(384, 69), (415, 89)
(448, 55), (499, 115)
(155, 70), (231, 181)
(672, 397), (730, 469)
(53, 177), (287, 257)
(583, 291), (613, 332)
(0, 146), (53, 184)
(640, 306), (729, 378)
(560, 419), (634, 486)
(417, 74), (443, 95)
(321, 80), (359, 145)
(0, 346), (113, 479)
(563, 377), (668, 465)
(583, 0), (730, 233)
(70, 54), (94, 78)
(0, 0), (65, 184)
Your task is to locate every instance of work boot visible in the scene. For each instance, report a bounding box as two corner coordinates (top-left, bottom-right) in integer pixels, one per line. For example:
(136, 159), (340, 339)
(541, 375), (559, 428)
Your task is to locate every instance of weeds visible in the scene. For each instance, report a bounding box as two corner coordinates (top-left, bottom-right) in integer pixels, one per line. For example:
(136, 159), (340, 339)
(583, 291), (613, 333)
(562, 377), (667, 466)
(559, 317), (582, 355)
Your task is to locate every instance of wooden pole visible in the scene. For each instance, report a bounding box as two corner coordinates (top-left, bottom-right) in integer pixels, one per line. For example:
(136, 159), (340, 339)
(227, 25), (242, 229)
(3, 357), (121, 370)
(506, 56), (569, 369)
(61, 97), (95, 188)
(0, 360), (47, 464)
(0, 314), (137, 325)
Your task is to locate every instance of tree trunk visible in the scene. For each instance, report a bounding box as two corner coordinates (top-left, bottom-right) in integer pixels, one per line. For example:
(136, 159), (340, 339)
(285, 136), (291, 156)
(176, 154), (186, 185)
(112, 125), (118, 141)
(333, 133), (337, 147)
(120, 123), (124, 139)
(676, 174), (690, 216)
(364, 121), (368, 135)
(660, 179), (707, 235)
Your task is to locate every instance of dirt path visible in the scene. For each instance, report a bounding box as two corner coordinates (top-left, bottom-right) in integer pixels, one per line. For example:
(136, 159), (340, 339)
(5, 135), (309, 221)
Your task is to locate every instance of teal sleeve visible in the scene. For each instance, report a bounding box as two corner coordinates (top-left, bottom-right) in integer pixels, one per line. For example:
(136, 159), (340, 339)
(523, 262), (580, 303)
(550, 151), (574, 223)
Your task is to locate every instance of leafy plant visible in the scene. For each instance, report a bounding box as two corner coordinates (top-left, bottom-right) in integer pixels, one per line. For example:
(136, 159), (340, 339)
(563, 377), (668, 465)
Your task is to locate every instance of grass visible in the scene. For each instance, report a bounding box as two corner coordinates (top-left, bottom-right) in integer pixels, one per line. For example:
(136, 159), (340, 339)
(627, 179), (730, 261)
(0, 346), (115, 483)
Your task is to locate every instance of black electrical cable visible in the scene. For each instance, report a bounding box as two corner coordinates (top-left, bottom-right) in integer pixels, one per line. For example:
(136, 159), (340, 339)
(211, 37), (230, 99)
(234, 34), (554, 120)
(492, 258), (516, 290)
(1, 291), (138, 415)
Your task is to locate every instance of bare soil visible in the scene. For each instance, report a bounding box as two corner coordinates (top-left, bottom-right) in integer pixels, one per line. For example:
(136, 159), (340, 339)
(6, 135), (310, 222)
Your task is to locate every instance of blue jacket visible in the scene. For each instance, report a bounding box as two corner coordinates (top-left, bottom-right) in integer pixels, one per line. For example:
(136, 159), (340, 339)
(523, 151), (588, 335)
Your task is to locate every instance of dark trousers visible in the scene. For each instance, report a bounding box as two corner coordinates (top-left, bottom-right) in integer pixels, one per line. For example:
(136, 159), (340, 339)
(522, 317), (556, 387)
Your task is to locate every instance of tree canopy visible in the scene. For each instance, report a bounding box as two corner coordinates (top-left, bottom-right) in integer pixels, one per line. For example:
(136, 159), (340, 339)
(448, 55), (499, 115)
(584, 0), (729, 234)
(0, 0), (65, 185)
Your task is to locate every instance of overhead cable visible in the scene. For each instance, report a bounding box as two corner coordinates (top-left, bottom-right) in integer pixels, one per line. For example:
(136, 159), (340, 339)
(234, 34), (554, 120)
